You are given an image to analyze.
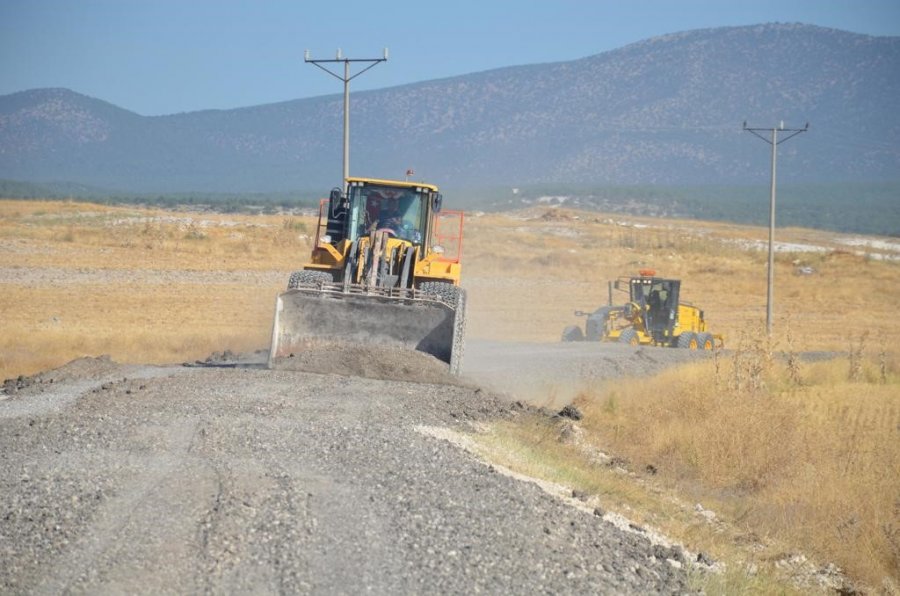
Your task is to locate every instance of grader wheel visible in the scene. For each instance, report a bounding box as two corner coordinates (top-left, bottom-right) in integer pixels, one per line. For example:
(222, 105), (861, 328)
(619, 328), (640, 347)
(561, 325), (584, 342)
(677, 332), (698, 350)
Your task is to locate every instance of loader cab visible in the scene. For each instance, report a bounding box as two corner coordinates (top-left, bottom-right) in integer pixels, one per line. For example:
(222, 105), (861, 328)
(334, 178), (439, 247)
(630, 276), (681, 340)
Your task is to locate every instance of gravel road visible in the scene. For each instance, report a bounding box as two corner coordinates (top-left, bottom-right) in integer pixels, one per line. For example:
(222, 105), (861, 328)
(463, 339), (711, 407)
(1, 341), (699, 594)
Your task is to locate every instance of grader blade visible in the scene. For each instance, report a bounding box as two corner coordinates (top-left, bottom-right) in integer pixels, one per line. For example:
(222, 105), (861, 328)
(268, 287), (466, 375)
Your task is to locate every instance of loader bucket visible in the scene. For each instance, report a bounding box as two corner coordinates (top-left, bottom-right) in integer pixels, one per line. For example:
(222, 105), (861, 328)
(268, 287), (466, 375)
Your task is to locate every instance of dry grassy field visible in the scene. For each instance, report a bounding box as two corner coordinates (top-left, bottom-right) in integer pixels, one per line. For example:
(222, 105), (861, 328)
(2, 198), (898, 591)
(3, 199), (899, 377)
(463, 208), (900, 353)
(0, 201), (303, 377)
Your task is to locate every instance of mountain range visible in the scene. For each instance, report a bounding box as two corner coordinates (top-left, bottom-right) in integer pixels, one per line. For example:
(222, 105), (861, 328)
(0, 23), (898, 195)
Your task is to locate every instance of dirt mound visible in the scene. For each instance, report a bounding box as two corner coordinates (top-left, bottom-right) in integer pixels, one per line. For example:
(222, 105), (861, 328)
(271, 341), (459, 385)
(49, 355), (120, 378)
(3, 355), (120, 395)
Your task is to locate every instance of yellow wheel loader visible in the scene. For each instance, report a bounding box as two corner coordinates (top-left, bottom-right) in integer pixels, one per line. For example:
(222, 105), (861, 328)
(562, 270), (722, 349)
(269, 177), (466, 373)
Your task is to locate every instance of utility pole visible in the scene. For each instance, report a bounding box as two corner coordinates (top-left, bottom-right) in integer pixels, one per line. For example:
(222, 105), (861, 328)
(305, 48), (388, 184)
(743, 121), (808, 337)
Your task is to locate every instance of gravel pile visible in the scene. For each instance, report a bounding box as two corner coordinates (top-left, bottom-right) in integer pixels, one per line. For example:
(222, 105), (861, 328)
(1, 351), (691, 593)
(272, 342), (461, 386)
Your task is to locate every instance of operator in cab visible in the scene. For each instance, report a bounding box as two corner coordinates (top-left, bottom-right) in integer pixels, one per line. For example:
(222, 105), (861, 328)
(377, 197), (402, 232)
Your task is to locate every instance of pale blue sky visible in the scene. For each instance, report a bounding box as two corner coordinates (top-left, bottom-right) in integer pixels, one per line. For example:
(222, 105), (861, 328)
(2, 0), (898, 115)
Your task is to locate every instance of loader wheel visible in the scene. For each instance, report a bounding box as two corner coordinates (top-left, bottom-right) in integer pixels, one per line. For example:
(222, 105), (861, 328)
(677, 332), (698, 350)
(418, 281), (460, 307)
(287, 269), (333, 289)
(417, 281), (466, 374)
(619, 328), (639, 347)
(449, 287), (468, 376)
(561, 325), (584, 342)
(697, 332), (714, 351)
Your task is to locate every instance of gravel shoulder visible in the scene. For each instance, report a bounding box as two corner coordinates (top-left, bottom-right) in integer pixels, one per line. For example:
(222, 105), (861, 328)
(1, 346), (694, 594)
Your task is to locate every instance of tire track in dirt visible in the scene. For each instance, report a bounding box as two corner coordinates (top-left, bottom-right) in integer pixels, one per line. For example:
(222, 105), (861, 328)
(33, 417), (219, 594)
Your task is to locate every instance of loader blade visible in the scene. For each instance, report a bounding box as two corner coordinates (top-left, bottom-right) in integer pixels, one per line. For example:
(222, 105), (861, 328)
(268, 288), (466, 375)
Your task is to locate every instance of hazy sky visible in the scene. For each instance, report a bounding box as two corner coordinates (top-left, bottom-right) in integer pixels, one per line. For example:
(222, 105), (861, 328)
(2, 0), (898, 115)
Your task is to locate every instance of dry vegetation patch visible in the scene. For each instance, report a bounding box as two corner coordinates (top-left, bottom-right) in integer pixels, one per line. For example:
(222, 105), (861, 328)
(4, 201), (898, 378)
(0, 200), (314, 377)
(464, 208), (900, 351)
(474, 347), (900, 592)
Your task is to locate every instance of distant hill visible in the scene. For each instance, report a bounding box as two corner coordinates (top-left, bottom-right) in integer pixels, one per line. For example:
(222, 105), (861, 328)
(0, 23), (898, 194)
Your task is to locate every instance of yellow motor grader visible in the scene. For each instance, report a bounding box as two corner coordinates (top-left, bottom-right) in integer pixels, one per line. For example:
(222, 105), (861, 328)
(269, 177), (466, 373)
(562, 270), (722, 349)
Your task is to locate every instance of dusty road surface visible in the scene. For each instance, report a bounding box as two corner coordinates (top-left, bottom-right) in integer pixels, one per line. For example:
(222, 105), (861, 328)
(1, 343), (698, 594)
(463, 338), (711, 406)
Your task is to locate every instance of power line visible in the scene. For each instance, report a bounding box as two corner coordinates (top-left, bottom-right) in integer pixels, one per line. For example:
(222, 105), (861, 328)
(743, 121), (809, 337)
(304, 48), (388, 184)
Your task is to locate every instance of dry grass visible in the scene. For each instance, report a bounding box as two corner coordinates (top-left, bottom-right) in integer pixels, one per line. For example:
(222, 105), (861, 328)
(475, 345), (900, 592)
(4, 200), (898, 378)
(473, 418), (804, 595)
(463, 209), (900, 352)
(0, 200), (314, 377)
(0, 283), (278, 376)
(594, 351), (900, 591)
